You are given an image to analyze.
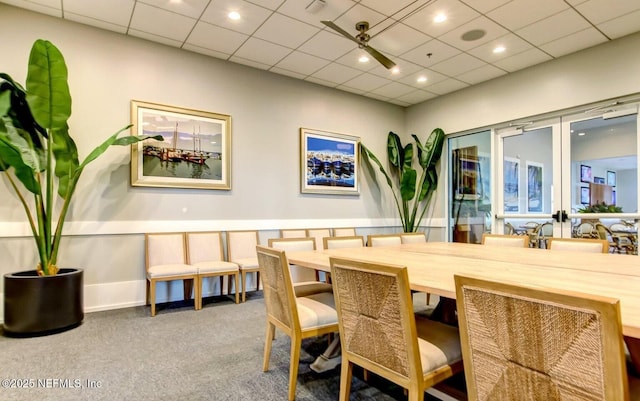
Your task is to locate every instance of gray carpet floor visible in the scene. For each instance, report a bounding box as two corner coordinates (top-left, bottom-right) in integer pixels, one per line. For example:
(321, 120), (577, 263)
(0, 292), (463, 401)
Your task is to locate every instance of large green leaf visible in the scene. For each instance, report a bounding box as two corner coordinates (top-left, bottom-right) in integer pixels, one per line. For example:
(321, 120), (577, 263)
(80, 126), (162, 170)
(0, 119), (41, 193)
(360, 142), (393, 189)
(25, 39), (71, 131)
(400, 167), (417, 201)
(402, 143), (413, 170)
(421, 128), (445, 170)
(386, 131), (403, 170)
(418, 166), (438, 201)
(51, 123), (78, 198)
(1, 74), (47, 147)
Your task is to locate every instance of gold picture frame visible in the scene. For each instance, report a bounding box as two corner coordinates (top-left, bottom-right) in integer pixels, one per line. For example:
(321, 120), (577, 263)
(130, 100), (231, 190)
(300, 127), (360, 195)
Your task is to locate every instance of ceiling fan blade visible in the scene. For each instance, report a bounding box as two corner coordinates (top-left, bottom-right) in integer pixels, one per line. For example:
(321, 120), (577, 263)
(321, 20), (360, 45)
(364, 45), (396, 70)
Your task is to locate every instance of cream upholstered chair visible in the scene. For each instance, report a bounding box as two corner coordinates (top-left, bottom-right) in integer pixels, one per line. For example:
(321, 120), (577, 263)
(400, 232), (427, 244)
(547, 237), (609, 253)
(186, 231), (240, 307)
(257, 246), (339, 401)
(280, 228), (307, 238)
(267, 237), (332, 297)
(333, 227), (356, 237)
(481, 233), (529, 247)
(226, 230), (260, 302)
(306, 228), (332, 249)
(454, 274), (631, 400)
(145, 232), (199, 317)
(330, 257), (463, 401)
(323, 235), (364, 249)
(366, 233), (402, 247)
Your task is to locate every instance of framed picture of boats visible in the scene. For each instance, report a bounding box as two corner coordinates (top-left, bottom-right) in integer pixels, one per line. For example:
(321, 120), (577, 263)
(130, 100), (231, 190)
(300, 128), (360, 195)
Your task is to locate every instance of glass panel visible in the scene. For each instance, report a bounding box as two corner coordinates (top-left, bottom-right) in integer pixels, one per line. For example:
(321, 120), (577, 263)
(569, 113), (638, 253)
(448, 130), (491, 243)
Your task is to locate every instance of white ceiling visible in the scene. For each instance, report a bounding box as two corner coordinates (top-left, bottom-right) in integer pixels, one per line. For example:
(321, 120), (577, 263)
(3, 0), (640, 107)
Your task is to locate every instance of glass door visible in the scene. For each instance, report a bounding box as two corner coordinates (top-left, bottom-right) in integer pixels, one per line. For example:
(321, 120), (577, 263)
(495, 118), (563, 248)
(562, 105), (639, 254)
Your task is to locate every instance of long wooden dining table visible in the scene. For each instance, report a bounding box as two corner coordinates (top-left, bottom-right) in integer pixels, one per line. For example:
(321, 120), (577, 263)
(287, 241), (640, 373)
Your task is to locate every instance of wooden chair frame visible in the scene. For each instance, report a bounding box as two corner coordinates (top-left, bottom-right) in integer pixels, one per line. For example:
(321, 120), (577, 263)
(323, 235), (365, 249)
(481, 233), (530, 247)
(547, 237), (609, 253)
(226, 230), (260, 302)
(366, 233), (402, 247)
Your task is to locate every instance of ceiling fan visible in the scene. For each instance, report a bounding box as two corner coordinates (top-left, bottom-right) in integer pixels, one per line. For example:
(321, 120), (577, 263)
(321, 20), (396, 70)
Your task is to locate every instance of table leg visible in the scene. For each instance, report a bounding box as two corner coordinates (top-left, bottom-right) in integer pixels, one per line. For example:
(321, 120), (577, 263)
(625, 336), (640, 377)
(430, 297), (458, 327)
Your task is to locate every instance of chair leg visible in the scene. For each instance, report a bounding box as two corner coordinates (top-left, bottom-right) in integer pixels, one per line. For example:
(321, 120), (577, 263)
(150, 280), (157, 317)
(242, 272), (247, 303)
(195, 277), (202, 310)
(234, 273), (240, 304)
(288, 336), (302, 401)
(145, 279), (150, 305)
(338, 360), (353, 401)
(263, 322), (276, 371)
(219, 276), (224, 296)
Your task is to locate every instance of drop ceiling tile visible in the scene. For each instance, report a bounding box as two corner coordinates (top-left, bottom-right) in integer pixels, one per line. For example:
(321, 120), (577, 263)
(372, 22), (432, 57)
(424, 77), (468, 94)
(298, 29), (357, 60)
(128, 29), (184, 47)
(402, 0), (480, 38)
(64, 14), (128, 33)
(186, 21), (249, 54)
(437, 15), (509, 51)
(399, 38), (461, 67)
(311, 62), (363, 84)
(334, 48), (380, 71)
(516, 8), (591, 46)
(493, 47), (552, 72)
(332, 3), (390, 37)
(253, 12), (319, 49)
(64, 0), (134, 26)
(130, 2), (196, 41)
(597, 9), (640, 39)
(363, 92), (392, 102)
(539, 27), (608, 58)
(467, 33), (533, 63)
(247, 0), (286, 11)
(396, 89), (437, 104)
(487, 0), (569, 31)
(1, 0), (61, 16)
(340, 73), (392, 92)
(461, 0), (513, 14)
(274, 50), (331, 75)
(183, 43), (232, 60)
(366, 59), (423, 81)
(199, 0), (272, 35)
(397, 68), (450, 87)
(140, 0), (209, 19)
(276, 0), (356, 29)
(370, 81), (416, 98)
(360, 0), (421, 18)
(456, 63), (506, 84)
(228, 55), (271, 70)
(565, 0), (589, 5)
(575, 0), (640, 25)
(233, 37), (292, 65)
(270, 67), (307, 80)
(305, 75), (338, 87)
(429, 52), (487, 76)
(389, 98), (411, 107)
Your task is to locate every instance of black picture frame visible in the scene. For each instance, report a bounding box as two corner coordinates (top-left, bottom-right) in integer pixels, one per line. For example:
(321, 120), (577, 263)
(580, 164), (592, 183)
(607, 170), (616, 186)
(580, 187), (590, 205)
(594, 176), (605, 184)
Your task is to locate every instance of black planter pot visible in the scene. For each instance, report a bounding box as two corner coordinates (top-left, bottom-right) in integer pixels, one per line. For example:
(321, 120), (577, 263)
(3, 268), (84, 337)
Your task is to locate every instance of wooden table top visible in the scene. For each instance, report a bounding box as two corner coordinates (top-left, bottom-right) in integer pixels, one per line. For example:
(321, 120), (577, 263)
(287, 242), (640, 338)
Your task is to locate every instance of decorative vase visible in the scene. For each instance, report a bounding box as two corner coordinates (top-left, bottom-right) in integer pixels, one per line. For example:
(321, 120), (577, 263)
(3, 268), (84, 337)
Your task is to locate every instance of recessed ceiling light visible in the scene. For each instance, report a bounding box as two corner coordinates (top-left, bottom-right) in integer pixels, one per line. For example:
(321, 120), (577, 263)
(358, 55), (369, 63)
(461, 29), (486, 41)
(578, 132), (586, 136)
(434, 13), (447, 23)
(417, 76), (427, 83)
(493, 45), (506, 54)
(228, 11), (241, 20)
(391, 66), (400, 74)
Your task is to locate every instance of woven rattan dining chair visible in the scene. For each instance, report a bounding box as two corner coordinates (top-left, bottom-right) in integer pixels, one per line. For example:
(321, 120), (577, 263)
(267, 237), (332, 297)
(366, 233), (402, 247)
(481, 233), (529, 247)
(186, 231), (240, 307)
(145, 232), (199, 317)
(454, 274), (631, 400)
(547, 237), (609, 253)
(330, 257), (463, 401)
(257, 246), (339, 401)
(227, 230), (260, 302)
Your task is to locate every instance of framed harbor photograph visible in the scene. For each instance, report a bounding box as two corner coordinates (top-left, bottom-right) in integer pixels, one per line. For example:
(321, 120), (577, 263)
(503, 157), (520, 213)
(580, 187), (590, 205)
(130, 100), (231, 190)
(300, 128), (359, 195)
(526, 161), (543, 213)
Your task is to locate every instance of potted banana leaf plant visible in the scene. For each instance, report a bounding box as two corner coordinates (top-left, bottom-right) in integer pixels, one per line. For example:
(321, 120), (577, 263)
(0, 39), (162, 336)
(360, 129), (445, 232)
